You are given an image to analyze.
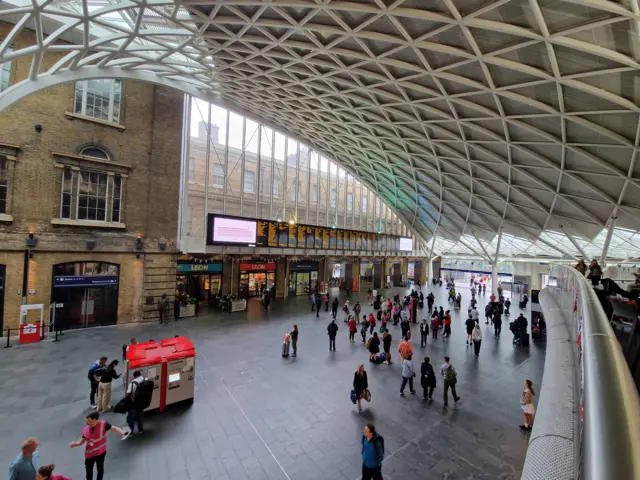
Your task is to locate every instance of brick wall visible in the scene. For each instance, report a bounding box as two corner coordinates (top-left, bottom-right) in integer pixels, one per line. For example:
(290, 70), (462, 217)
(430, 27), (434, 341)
(0, 27), (184, 330)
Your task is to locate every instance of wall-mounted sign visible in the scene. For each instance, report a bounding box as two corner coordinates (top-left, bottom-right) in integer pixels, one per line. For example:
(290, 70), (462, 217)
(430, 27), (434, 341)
(239, 263), (276, 272)
(54, 275), (119, 288)
(176, 263), (223, 274)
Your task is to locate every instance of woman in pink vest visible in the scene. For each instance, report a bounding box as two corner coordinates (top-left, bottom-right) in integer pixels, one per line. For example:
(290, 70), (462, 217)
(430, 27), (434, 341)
(69, 411), (126, 480)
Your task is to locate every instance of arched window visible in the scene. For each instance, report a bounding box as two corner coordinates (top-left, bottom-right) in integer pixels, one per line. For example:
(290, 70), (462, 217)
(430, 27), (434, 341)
(80, 146), (110, 160)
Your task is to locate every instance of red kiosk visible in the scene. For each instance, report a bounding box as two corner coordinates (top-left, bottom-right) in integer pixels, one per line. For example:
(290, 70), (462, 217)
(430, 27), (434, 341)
(125, 337), (196, 412)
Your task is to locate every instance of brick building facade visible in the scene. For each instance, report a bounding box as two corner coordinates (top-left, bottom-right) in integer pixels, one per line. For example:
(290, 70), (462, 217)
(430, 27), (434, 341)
(0, 25), (183, 331)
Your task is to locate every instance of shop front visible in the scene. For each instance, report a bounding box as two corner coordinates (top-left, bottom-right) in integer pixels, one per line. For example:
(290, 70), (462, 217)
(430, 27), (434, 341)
(176, 261), (223, 314)
(328, 260), (355, 290)
(239, 262), (276, 297)
(360, 261), (382, 290)
(407, 261), (423, 286)
(51, 262), (119, 329)
(288, 261), (319, 296)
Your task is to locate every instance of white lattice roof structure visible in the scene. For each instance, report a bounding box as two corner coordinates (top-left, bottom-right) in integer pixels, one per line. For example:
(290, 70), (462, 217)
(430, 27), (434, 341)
(2, 0), (640, 261)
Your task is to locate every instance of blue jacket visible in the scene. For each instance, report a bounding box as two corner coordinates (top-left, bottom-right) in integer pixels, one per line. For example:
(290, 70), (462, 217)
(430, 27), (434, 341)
(361, 434), (383, 468)
(88, 360), (103, 380)
(8, 451), (39, 480)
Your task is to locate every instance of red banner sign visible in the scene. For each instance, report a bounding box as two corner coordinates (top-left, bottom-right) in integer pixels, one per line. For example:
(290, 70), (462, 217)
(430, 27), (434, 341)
(240, 263), (276, 272)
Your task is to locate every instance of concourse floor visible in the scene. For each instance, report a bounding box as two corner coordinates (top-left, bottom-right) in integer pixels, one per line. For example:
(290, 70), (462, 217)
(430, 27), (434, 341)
(0, 284), (544, 480)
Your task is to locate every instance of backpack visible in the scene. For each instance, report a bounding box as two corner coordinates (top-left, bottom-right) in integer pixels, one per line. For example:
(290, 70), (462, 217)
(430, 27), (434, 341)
(132, 378), (154, 410)
(445, 365), (457, 383)
(374, 435), (385, 463)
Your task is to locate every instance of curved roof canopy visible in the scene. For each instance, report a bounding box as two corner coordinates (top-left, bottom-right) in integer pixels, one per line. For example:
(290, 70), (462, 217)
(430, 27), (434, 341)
(2, 0), (640, 260)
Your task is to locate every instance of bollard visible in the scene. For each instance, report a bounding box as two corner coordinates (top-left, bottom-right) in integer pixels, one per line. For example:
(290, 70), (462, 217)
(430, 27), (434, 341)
(40, 323), (45, 341)
(4, 329), (11, 348)
(52, 329), (60, 343)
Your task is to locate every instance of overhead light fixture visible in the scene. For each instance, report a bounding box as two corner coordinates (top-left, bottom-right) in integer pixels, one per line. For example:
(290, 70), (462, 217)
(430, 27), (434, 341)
(25, 233), (38, 248)
(289, 220), (295, 225)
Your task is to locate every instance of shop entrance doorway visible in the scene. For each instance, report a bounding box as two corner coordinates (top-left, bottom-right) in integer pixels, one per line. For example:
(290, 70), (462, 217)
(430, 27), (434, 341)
(51, 262), (119, 329)
(240, 271), (275, 297)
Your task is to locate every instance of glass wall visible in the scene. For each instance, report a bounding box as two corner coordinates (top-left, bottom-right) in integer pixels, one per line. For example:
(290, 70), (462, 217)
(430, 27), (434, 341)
(181, 96), (413, 250)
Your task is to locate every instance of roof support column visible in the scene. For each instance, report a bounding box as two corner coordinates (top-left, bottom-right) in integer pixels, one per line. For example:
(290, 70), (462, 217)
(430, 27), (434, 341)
(203, 102), (211, 251)
(560, 225), (589, 261)
(492, 227), (503, 294)
(429, 227), (438, 283)
(601, 214), (618, 265)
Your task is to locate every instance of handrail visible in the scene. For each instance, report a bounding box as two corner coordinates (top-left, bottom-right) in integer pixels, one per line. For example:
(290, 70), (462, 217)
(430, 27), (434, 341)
(525, 265), (640, 479)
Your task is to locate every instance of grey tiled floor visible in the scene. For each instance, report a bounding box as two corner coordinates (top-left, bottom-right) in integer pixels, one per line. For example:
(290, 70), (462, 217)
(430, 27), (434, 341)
(0, 284), (544, 479)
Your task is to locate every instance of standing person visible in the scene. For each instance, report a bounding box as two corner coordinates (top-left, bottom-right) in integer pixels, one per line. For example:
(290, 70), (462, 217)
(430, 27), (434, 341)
(88, 356), (107, 409)
(367, 288), (373, 304)
(494, 312), (503, 337)
(8, 438), (39, 480)
(472, 323), (482, 357)
(368, 312), (376, 335)
(397, 335), (414, 361)
(125, 370), (146, 437)
(465, 316), (475, 346)
(504, 298), (511, 316)
(367, 332), (381, 362)
(485, 303), (492, 324)
(327, 319), (339, 352)
(311, 292), (316, 312)
(520, 379), (536, 430)
(353, 365), (369, 412)
(420, 357), (436, 400)
(443, 311), (452, 338)
(438, 306), (444, 324)
(97, 360), (120, 413)
(348, 315), (357, 343)
(354, 301), (362, 318)
(361, 424), (384, 480)
(427, 292), (434, 314)
(343, 301), (351, 322)
(290, 325), (299, 357)
(382, 329), (392, 365)
(35, 464), (71, 480)
(174, 296), (180, 319)
(331, 297), (339, 319)
(575, 259), (587, 276)
(482, 284), (486, 295)
(400, 353), (416, 396)
(587, 259), (603, 286)
(324, 293), (330, 311)
(441, 357), (461, 406)
(315, 294), (322, 318)
(68, 412), (127, 480)
(360, 315), (369, 343)
(157, 294), (169, 324)
(431, 313), (440, 339)
(470, 306), (479, 322)
(419, 318), (429, 347)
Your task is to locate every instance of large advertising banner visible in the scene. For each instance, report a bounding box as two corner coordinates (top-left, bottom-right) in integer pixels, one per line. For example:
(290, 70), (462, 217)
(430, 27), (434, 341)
(278, 223), (289, 247)
(337, 230), (344, 249)
(329, 229), (337, 248)
(305, 226), (315, 248)
(322, 228), (330, 249)
(256, 221), (269, 247)
(400, 236), (413, 251)
(350, 231), (357, 250)
(268, 221), (278, 247)
(315, 227), (322, 248)
(297, 225), (306, 245)
(288, 224), (298, 248)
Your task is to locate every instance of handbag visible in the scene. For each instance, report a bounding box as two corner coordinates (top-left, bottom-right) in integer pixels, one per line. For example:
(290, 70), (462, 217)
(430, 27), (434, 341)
(350, 390), (357, 404)
(113, 396), (131, 414)
(364, 389), (372, 402)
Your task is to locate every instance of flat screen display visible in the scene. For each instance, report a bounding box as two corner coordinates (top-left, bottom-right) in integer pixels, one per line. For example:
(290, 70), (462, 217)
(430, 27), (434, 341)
(212, 216), (257, 244)
(168, 373), (180, 382)
(399, 237), (413, 251)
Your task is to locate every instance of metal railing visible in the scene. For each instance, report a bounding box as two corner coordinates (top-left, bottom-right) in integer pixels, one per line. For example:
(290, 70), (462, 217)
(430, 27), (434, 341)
(523, 264), (640, 479)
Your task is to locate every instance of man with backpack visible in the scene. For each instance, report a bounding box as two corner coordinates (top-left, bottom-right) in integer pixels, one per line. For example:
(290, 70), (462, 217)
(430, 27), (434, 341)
(88, 357), (107, 409)
(125, 371), (152, 437)
(327, 319), (339, 352)
(441, 356), (461, 406)
(361, 423), (384, 480)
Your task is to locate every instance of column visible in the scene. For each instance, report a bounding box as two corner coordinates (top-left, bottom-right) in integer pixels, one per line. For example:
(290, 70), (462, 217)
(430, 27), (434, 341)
(491, 264), (498, 294)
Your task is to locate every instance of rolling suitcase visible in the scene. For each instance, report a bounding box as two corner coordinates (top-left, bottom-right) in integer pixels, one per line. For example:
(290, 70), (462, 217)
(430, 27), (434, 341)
(521, 332), (530, 347)
(282, 341), (290, 357)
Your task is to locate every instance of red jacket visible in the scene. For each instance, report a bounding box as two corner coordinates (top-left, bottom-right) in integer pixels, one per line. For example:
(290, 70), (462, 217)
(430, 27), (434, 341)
(369, 314), (376, 326)
(348, 318), (357, 332)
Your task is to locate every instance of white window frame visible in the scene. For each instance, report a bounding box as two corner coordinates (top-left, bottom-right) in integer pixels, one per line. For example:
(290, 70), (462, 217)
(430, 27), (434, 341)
(74, 79), (122, 124)
(273, 177), (279, 197)
(0, 46), (12, 93)
(243, 169), (255, 193)
(213, 164), (225, 187)
(76, 170), (109, 222)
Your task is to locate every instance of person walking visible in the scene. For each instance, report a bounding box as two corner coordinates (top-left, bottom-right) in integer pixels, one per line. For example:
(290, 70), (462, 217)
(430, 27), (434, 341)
(290, 325), (299, 357)
(391, 304), (400, 326)
(353, 365), (369, 412)
(441, 356), (460, 406)
(368, 312), (376, 335)
(382, 329), (392, 365)
(484, 303), (492, 325)
(420, 357), (436, 400)
(504, 298), (511, 316)
(87, 356), (107, 409)
(311, 292), (316, 312)
(327, 319), (339, 351)
(519, 379), (536, 431)
(470, 306), (479, 322)
(494, 312), (503, 337)
(587, 259), (603, 286)
(443, 311), (452, 338)
(397, 335), (413, 361)
(157, 294), (169, 324)
(367, 332), (381, 362)
(361, 424), (384, 480)
(400, 353), (416, 396)
(69, 412), (127, 480)
(343, 301), (351, 322)
(35, 464), (71, 480)
(324, 293), (330, 311)
(348, 315), (357, 343)
(315, 295), (322, 318)
(575, 259), (587, 276)
(472, 322), (482, 357)
(125, 370), (146, 437)
(8, 438), (39, 480)
(431, 313), (440, 339)
(438, 306), (444, 324)
(360, 315), (369, 343)
(331, 297), (339, 319)
(465, 316), (475, 346)
(97, 359), (120, 413)
(427, 292), (434, 314)
(419, 318), (429, 347)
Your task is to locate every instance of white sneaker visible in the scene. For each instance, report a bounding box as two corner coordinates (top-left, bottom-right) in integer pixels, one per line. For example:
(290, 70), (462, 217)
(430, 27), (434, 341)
(91, 404), (97, 409)
(383, 361), (389, 364)
(121, 431), (132, 440)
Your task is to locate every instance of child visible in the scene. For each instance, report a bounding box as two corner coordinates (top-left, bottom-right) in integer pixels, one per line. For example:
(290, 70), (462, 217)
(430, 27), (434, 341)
(282, 333), (291, 357)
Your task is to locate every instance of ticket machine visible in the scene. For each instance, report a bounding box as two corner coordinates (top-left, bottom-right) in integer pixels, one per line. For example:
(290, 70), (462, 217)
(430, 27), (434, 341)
(125, 337), (196, 412)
